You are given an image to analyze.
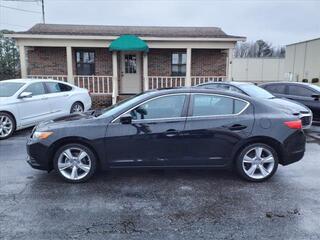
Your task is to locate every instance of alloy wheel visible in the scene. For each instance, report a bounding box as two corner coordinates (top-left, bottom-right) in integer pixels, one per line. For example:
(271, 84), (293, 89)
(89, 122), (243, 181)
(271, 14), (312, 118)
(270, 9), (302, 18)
(0, 115), (13, 138)
(71, 103), (84, 113)
(57, 147), (91, 181)
(242, 146), (275, 180)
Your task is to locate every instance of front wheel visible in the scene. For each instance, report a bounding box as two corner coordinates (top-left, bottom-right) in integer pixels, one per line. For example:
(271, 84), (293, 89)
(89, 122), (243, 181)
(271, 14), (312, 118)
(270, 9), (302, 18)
(53, 143), (97, 183)
(236, 143), (278, 182)
(0, 112), (15, 140)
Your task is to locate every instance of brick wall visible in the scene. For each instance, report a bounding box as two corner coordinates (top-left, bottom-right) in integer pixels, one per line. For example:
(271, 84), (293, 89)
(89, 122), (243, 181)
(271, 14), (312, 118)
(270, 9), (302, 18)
(148, 49), (226, 76)
(72, 48), (113, 76)
(27, 47), (67, 75)
(91, 95), (112, 108)
(191, 49), (227, 76)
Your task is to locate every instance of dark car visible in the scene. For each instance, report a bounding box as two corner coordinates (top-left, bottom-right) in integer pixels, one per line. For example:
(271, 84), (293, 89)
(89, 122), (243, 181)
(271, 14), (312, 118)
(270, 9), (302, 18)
(27, 88), (306, 183)
(259, 82), (320, 123)
(197, 81), (313, 128)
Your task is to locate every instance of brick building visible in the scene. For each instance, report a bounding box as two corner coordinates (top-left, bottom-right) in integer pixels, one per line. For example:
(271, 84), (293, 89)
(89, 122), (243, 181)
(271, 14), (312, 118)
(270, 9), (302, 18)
(7, 24), (245, 107)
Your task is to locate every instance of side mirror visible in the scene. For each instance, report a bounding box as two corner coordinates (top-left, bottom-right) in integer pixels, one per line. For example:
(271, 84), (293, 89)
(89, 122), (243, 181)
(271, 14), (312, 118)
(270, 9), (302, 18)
(19, 92), (33, 99)
(311, 94), (320, 101)
(119, 114), (132, 124)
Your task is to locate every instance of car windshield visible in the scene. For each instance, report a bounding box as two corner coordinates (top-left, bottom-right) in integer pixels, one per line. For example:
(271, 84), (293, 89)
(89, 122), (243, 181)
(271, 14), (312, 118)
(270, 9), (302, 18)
(239, 84), (275, 99)
(99, 92), (152, 117)
(0, 82), (25, 97)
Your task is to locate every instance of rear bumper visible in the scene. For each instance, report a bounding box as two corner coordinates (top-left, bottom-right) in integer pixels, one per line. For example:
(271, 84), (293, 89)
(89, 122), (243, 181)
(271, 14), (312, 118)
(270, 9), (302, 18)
(281, 130), (306, 166)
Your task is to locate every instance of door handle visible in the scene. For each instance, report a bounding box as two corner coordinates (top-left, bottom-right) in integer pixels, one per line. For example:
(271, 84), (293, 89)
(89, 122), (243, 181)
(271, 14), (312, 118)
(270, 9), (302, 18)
(227, 124), (247, 131)
(165, 129), (178, 137)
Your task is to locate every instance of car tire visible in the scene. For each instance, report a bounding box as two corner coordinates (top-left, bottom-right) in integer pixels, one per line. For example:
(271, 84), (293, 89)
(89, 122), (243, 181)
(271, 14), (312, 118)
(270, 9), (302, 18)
(235, 143), (278, 182)
(70, 102), (84, 113)
(0, 112), (16, 140)
(53, 143), (97, 183)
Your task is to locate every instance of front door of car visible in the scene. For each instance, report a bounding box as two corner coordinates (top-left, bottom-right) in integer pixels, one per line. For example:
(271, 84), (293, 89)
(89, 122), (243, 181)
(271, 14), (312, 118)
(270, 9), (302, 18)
(105, 94), (188, 167)
(181, 93), (254, 166)
(17, 82), (51, 126)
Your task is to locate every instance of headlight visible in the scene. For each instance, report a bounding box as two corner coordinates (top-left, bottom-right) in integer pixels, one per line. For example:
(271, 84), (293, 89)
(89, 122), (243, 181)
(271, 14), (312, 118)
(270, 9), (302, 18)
(32, 131), (53, 140)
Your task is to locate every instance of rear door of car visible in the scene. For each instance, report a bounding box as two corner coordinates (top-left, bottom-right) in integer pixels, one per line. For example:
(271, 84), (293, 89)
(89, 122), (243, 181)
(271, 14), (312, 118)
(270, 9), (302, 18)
(180, 93), (254, 167)
(44, 82), (73, 117)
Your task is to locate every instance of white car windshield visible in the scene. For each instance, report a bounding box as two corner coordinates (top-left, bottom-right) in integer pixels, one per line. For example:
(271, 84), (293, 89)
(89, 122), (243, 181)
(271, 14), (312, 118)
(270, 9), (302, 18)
(0, 82), (25, 97)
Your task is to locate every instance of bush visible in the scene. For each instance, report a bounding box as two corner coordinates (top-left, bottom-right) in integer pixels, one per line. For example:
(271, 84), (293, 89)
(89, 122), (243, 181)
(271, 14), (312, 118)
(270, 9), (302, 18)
(302, 79), (308, 83)
(312, 78), (319, 83)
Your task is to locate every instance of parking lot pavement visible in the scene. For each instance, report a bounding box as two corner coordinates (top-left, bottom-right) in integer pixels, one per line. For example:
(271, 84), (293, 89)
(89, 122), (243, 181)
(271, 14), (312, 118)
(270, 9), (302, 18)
(1, 129), (320, 240)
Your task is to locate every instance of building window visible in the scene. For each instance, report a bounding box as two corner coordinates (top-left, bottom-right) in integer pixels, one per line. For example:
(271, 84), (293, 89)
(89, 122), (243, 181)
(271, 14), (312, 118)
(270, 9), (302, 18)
(125, 54), (137, 74)
(76, 50), (95, 75)
(171, 52), (186, 76)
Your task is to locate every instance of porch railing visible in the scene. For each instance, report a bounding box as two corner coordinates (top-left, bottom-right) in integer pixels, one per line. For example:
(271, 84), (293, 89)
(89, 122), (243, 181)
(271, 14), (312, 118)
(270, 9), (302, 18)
(191, 76), (226, 86)
(148, 76), (186, 89)
(27, 75), (68, 82)
(74, 75), (113, 94)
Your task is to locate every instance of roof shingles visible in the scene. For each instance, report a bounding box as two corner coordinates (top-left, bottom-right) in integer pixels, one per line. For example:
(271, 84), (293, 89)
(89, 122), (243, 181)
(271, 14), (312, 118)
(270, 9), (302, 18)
(17, 23), (244, 39)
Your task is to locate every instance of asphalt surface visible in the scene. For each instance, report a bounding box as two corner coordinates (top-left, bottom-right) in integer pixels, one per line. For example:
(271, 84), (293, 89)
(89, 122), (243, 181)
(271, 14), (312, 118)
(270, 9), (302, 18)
(1, 127), (320, 240)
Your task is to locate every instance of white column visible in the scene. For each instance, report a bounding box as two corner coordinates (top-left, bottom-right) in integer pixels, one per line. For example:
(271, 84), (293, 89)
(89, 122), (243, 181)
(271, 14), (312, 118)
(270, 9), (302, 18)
(66, 46), (74, 84)
(227, 48), (234, 80)
(112, 51), (118, 105)
(185, 48), (192, 86)
(19, 45), (27, 78)
(143, 52), (148, 91)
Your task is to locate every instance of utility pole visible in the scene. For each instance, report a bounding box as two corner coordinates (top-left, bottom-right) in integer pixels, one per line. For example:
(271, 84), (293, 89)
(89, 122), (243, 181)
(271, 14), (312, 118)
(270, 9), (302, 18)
(41, 0), (45, 23)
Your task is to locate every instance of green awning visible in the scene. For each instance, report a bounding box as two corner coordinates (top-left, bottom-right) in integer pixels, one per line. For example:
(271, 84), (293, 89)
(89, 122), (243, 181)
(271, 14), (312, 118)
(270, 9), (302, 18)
(109, 35), (149, 52)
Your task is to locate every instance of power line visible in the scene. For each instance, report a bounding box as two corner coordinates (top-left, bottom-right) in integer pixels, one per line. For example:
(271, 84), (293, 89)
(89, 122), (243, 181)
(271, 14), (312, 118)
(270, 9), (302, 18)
(0, 4), (41, 13)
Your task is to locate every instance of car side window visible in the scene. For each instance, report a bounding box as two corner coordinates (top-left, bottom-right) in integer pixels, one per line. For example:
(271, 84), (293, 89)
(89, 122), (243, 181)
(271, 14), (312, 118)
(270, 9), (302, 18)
(24, 83), (46, 96)
(265, 84), (286, 94)
(129, 95), (186, 120)
(192, 94), (248, 117)
(45, 82), (72, 93)
(288, 85), (315, 97)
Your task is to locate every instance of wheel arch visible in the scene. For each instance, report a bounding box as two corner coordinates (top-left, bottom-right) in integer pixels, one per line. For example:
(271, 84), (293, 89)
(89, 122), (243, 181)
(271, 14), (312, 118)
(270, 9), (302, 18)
(48, 136), (100, 170)
(0, 110), (17, 130)
(231, 136), (284, 165)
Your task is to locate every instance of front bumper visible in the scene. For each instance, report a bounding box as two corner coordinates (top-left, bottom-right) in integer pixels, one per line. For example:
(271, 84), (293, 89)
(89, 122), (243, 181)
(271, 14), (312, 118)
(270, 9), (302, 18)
(26, 138), (52, 171)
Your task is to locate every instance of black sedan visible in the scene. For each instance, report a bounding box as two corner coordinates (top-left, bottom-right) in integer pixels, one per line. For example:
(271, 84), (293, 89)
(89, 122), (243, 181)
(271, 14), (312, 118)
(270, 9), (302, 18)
(27, 88), (306, 183)
(197, 81), (313, 128)
(260, 82), (320, 123)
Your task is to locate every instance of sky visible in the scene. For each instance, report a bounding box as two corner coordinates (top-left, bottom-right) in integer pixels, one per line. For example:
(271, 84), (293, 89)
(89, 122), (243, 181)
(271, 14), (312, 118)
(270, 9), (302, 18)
(0, 0), (319, 46)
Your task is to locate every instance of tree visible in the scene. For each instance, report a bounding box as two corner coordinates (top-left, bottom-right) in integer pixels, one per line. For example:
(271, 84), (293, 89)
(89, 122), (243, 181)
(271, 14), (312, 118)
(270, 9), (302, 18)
(0, 30), (20, 80)
(234, 40), (285, 58)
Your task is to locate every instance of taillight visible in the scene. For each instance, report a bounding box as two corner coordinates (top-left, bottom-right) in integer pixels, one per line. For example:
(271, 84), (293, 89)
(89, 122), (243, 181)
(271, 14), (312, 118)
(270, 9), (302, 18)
(284, 120), (302, 129)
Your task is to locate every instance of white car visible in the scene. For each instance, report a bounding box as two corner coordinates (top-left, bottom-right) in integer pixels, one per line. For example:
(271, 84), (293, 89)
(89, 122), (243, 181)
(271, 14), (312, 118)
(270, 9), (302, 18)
(0, 79), (92, 139)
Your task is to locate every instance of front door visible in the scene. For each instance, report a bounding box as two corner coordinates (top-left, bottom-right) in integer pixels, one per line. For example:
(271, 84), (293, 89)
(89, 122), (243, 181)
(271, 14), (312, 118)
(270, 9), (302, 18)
(120, 52), (142, 94)
(105, 94), (188, 167)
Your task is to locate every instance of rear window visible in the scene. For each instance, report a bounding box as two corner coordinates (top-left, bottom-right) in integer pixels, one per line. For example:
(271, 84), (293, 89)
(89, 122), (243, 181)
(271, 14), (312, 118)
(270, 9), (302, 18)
(192, 94), (248, 117)
(0, 82), (25, 97)
(264, 84), (286, 94)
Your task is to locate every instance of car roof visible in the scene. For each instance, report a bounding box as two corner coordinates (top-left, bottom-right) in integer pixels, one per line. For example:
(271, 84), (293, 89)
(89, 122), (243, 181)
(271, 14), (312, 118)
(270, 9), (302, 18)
(197, 81), (253, 86)
(145, 87), (253, 101)
(0, 78), (67, 84)
(259, 81), (312, 86)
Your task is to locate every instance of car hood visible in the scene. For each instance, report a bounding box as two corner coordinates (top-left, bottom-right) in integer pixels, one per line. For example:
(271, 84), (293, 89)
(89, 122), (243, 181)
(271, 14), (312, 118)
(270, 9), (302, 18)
(36, 112), (96, 130)
(266, 97), (310, 114)
(0, 96), (14, 105)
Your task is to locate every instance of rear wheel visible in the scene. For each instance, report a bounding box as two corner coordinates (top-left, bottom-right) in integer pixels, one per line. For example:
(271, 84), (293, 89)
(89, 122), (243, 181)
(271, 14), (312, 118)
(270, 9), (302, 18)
(70, 102), (84, 113)
(53, 143), (97, 183)
(0, 112), (15, 140)
(236, 143), (278, 182)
